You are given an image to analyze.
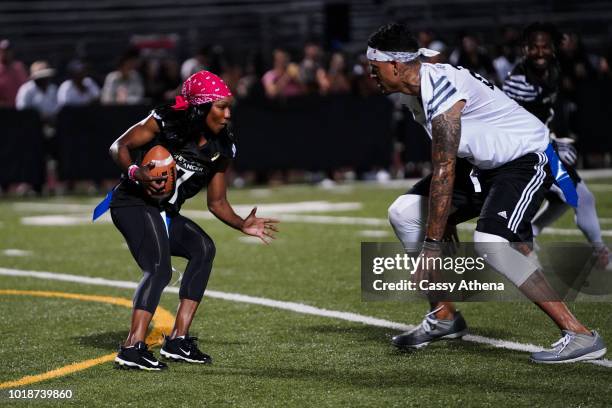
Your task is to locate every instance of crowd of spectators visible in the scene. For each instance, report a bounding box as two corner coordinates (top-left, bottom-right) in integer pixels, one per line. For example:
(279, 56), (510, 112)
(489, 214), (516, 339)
(1, 26), (611, 192)
(2, 28), (609, 112)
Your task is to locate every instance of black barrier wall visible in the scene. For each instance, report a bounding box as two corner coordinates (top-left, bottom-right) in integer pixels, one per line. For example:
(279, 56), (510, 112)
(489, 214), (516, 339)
(8, 95), (395, 184)
(56, 105), (151, 182)
(231, 95), (394, 172)
(6, 92), (607, 185)
(0, 108), (45, 190)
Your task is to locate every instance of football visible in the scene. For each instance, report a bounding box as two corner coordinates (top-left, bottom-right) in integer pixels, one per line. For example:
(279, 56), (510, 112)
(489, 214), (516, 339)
(141, 145), (176, 199)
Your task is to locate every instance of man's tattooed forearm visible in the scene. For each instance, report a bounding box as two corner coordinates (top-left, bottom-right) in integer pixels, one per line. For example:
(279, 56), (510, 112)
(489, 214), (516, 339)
(427, 108), (461, 240)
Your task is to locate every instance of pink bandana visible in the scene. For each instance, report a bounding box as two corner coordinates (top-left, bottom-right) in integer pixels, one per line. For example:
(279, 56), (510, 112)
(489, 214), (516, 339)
(171, 70), (232, 110)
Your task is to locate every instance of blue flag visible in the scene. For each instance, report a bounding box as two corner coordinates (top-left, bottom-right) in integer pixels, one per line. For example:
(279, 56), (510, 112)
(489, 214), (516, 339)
(92, 188), (114, 221)
(545, 143), (578, 208)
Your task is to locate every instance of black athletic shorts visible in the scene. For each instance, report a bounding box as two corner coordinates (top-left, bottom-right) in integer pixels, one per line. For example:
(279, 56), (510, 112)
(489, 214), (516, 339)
(408, 153), (553, 242)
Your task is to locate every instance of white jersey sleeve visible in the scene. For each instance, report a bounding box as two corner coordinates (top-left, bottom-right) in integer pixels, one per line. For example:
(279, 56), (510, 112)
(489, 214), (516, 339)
(421, 64), (469, 123)
(401, 63), (549, 169)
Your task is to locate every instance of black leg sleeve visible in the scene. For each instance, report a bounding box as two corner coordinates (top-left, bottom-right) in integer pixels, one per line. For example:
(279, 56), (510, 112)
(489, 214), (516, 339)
(111, 206), (173, 313)
(169, 215), (216, 302)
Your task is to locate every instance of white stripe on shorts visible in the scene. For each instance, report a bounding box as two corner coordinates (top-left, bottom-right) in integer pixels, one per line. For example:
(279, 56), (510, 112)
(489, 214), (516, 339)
(507, 152), (548, 233)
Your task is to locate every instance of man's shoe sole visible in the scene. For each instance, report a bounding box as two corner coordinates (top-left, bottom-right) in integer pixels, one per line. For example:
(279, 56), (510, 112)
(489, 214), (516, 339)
(160, 348), (211, 364)
(114, 356), (166, 371)
(392, 329), (468, 349)
(529, 347), (607, 364)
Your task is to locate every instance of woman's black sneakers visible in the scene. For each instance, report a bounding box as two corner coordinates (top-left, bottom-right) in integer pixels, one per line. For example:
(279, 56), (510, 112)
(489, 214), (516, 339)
(114, 341), (168, 371)
(160, 335), (213, 364)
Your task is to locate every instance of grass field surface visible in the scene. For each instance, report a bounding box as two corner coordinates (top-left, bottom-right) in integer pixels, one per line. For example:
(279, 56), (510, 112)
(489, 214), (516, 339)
(1, 181), (611, 407)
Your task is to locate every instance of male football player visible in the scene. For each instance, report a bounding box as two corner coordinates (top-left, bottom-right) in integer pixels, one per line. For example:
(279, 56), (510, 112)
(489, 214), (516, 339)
(368, 23), (606, 363)
(503, 22), (609, 267)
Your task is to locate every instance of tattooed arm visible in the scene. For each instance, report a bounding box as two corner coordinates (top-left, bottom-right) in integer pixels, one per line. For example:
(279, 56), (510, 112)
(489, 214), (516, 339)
(426, 100), (465, 241)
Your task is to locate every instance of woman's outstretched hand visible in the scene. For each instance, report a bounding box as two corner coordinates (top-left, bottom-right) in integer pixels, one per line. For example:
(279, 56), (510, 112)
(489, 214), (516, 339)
(241, 207), (280, 245)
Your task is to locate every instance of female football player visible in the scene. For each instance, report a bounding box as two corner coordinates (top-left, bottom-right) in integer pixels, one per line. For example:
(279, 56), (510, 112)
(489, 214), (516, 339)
(108, 70), (279, 370)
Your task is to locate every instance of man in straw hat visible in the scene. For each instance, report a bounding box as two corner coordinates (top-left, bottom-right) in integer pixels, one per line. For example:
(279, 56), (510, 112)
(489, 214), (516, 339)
(16, 60), (58, 119)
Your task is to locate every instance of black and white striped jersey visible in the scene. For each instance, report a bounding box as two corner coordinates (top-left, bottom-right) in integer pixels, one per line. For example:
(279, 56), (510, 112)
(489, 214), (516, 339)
(502, 59), (559, 125)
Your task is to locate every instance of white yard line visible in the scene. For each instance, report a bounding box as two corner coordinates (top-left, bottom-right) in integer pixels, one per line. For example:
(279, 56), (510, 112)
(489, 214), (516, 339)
(1, 249), (32, 257)
(455, 223), (612, 237)
(14, 201), (362, 215)
(588, 185), (612, 193)
(0, 267), (609, 368)
(577, 169), (612, 180)
(358, 230), (392, 238)
(18, 213), (612, 237)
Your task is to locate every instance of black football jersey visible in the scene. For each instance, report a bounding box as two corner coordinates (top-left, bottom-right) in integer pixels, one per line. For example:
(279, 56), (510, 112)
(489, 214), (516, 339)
(110, 105), (237, 215)
(502, 59), (560, 125)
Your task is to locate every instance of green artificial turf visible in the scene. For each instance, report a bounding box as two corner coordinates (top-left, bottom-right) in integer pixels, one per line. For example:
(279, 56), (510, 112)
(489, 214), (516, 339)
(0, 181), (611, 407)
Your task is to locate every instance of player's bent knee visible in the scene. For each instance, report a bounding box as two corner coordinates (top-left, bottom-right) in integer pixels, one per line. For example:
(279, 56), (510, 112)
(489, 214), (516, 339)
(201, 235), (216, 260)
(388, 194), (426, 230)
(474, 231), (537, 287)
(155, 266), (173, 288)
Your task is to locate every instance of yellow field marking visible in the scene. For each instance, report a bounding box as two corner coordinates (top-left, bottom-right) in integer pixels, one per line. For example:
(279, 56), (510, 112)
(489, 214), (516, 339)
(0, 290), (175, 389)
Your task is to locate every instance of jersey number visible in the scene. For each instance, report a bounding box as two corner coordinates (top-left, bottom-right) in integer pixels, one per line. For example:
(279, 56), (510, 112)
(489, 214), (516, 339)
(455, 65), (494, 90)
(168, 167), (195, 204)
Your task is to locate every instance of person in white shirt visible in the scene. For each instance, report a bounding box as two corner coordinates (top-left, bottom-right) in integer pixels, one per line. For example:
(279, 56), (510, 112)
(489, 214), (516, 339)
(180, 46), (209, 81)
(15, 60), (58, 119)
(101, 50), (144, 105)
(367, 23), (606, 364)
(57, 60), (100, 107)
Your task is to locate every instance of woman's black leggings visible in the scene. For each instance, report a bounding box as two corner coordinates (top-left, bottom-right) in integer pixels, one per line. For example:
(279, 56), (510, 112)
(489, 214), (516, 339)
(111, 205), (216, 313)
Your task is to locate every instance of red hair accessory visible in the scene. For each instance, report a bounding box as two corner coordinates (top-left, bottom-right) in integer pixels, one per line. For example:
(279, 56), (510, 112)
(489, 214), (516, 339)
(171, 95), (189, 110)
(171, 70), (232, 111)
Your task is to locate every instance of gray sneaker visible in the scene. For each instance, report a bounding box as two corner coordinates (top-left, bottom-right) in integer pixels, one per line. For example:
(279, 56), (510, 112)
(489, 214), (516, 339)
(392, 308), (468, 349)
(530, 330), (607, 364)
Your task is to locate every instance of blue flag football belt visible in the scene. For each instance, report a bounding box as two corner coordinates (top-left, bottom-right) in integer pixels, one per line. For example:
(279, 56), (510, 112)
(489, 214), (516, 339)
(92, 187), (115, 222)
(544, 143), (578, 208)
(92, 186), (172, 236)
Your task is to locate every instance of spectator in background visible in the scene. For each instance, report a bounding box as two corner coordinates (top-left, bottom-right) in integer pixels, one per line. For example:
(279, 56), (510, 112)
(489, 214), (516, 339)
(450, 33), (496, 82)
(236, 52), (265, 99)
(0, 39), (28, 107)
(16, 60), (59, 119)
(299, 41), (327, 94)
(417, 29), (435, 49)
(57, 60), (100, 107)
(142, 54), (181, 104)
(16, 60), (61, 193)
(599, 43), (612, 77)
(427, 40), (448, 64)
(181, 46), (209, 81)
(558, 32), (598, 95)
(493, 26), (521, 85)
(262, 48), (303, 99)
(326, 52), (351, 94)
(101, 50), (144, 105)
(351, 54), (379, 96)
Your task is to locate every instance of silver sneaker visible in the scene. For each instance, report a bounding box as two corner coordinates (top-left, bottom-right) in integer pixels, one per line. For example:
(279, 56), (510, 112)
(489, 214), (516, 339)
(392, 306), (468, 349)
(530, 330), (607, 364)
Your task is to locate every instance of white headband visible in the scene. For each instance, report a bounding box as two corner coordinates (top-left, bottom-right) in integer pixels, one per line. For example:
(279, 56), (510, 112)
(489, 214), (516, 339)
(366, 46), (439, 63)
